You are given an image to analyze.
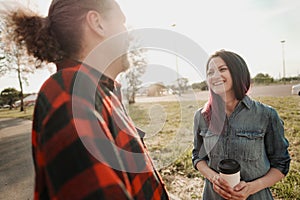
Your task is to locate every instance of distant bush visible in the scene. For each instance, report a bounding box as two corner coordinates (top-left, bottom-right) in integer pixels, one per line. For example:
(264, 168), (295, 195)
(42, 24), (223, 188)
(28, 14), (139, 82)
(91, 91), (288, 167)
(253, 73), (274, 84)
(192, 81), (208, 91)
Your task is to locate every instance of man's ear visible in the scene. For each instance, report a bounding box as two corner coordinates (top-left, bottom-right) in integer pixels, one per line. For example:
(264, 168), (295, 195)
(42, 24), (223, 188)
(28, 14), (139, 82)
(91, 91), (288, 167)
(85, 10), (105, 37)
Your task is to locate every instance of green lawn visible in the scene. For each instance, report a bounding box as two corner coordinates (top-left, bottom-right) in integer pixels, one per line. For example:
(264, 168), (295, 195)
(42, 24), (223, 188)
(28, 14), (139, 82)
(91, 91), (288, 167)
(0, 106), (34, 120)
(1, 96), (299, 199)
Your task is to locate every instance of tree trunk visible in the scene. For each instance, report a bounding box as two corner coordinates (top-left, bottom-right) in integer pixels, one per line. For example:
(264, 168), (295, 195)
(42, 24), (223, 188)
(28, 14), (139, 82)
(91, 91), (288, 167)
(17, 59), (24, 112)
(129, 91), (136, 104)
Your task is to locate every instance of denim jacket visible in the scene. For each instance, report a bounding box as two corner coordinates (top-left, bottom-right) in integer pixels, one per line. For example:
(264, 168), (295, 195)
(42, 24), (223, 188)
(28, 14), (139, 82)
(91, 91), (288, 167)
(192, 95), (290, 200)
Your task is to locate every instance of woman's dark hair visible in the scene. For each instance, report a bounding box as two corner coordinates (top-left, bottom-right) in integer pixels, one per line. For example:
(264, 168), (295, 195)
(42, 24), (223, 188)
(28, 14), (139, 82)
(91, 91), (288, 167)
(202, 50), (251, 134)
(8, 0), (111, 64)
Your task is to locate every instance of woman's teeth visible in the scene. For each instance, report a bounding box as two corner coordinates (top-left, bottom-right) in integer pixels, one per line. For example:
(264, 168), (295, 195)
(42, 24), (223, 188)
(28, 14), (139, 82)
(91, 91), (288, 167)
(213, 81), (223, 86)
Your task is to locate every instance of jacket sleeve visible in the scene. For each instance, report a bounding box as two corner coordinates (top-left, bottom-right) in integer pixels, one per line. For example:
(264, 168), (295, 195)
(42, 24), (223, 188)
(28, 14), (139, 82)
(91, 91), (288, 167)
(264, 107), (291, 176)
(192, 109), (209, 170)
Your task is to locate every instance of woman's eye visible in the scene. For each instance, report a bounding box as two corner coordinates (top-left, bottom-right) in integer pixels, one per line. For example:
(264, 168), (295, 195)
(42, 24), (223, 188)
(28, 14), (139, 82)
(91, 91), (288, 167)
(207, 71), (214, 76)
(219, 67), (227, 72)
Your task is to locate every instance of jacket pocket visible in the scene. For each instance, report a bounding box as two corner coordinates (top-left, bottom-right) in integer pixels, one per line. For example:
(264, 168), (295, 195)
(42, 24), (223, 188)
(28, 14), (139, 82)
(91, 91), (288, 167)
(235, 130), (264, 161)
(200, 130), (223, 159)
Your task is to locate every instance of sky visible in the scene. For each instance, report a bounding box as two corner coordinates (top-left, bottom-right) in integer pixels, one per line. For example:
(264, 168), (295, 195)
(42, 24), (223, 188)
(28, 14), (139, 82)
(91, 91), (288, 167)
(0, 0), (299, 93)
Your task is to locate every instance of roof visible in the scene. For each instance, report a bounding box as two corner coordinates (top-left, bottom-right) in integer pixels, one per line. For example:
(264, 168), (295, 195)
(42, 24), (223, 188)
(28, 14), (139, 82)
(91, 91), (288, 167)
(23, 94), (38, 102)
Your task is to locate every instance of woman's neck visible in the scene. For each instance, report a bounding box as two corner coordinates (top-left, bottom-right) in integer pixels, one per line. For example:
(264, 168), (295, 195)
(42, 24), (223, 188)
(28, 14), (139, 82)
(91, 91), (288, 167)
(220, 92), (239, 116)
(225, 98), (239, 116)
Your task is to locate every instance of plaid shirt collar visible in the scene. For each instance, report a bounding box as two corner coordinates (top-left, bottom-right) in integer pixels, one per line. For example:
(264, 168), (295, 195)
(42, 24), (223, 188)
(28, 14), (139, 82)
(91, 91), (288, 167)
(56, 58), (120, 92)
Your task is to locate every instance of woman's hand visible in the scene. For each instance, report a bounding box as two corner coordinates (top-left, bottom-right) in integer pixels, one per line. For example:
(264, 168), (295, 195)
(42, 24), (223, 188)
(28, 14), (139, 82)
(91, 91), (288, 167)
(212, 176), (255, 200)
(205, 167), (284, 200)
(211, 175), (235, 199)
(226, 181), (254, 200)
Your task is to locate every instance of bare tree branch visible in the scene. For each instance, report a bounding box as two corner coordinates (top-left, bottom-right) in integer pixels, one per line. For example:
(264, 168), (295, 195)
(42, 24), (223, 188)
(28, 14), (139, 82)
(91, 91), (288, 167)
(0, 17), (37, 111)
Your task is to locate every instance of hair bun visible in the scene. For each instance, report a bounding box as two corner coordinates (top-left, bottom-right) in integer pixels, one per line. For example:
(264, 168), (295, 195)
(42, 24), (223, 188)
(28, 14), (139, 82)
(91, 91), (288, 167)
(8, 9), (64, 63)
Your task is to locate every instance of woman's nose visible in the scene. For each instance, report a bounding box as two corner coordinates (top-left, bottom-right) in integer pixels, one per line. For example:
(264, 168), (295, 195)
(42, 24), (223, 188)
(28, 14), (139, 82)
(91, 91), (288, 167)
(210, 70), (221, 79)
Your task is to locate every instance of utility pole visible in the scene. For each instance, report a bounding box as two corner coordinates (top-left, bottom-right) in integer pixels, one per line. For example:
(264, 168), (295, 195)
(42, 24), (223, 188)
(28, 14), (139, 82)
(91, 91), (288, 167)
(171, 23), (181, 96)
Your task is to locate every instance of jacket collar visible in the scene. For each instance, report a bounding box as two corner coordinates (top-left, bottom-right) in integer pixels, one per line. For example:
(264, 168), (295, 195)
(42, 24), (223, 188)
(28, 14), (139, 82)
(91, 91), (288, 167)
(241, 95), (253, 109)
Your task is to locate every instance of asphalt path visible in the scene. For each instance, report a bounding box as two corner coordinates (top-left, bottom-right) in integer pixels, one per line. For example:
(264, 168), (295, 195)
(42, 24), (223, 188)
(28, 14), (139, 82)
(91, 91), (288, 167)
(136, 83), (295, 102)
(0, 84), (296, 200)
(0, 118), (34, 200)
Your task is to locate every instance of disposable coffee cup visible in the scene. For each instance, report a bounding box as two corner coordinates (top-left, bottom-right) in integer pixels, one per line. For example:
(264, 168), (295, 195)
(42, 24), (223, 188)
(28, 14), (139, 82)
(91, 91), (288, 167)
(217, 159), (241, 188)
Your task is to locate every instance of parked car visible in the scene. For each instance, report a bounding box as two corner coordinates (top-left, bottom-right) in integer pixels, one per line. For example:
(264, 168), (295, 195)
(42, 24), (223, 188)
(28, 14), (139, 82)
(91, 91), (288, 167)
(2, 104), (10, 108)
(291, 84), (300, 95)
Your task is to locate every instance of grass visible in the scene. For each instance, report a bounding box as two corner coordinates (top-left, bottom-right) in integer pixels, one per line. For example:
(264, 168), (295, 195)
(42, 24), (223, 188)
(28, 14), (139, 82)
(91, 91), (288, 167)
(1, 96), (299, 199)
(0, 106), (34, 120)
(128, 100), (204, 169)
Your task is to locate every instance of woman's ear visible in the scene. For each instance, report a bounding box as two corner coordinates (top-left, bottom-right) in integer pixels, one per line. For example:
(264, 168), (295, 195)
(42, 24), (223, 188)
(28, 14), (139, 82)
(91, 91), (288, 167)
(85, 10), (105, 37)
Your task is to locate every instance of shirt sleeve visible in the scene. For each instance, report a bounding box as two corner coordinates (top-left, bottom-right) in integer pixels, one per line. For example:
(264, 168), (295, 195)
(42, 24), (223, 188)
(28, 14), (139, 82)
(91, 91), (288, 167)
(264, 107), (291, 176)
(192, 109), (209, 170)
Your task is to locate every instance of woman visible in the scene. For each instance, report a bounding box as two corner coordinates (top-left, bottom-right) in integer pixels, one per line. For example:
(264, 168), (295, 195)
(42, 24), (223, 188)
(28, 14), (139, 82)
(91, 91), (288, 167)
(6, 0), (169, 199)
(192, 50), (290, 200)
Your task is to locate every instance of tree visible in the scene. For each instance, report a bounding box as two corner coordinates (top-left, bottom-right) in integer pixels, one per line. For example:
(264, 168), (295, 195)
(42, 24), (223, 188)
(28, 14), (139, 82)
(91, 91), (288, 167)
(0, 18), (37, 111)
(0, 87), (20, 109)
(192, 81), (208, 91)
(122, 38), (147, 104)
(177, 77), (189, 94)
(253, 73), (274, 84)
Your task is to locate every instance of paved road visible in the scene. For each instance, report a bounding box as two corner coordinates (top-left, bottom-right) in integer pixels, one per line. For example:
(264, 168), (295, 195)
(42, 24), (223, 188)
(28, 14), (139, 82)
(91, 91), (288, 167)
(248, 84), (294, 97)
(0, 84), (296, 200)
(0, 118), (34, 200)
(136, 84), (295, 103)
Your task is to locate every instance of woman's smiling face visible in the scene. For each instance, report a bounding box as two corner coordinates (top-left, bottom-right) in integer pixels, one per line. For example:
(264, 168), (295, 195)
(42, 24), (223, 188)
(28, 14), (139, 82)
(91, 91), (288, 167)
(207, 56), (234, 96)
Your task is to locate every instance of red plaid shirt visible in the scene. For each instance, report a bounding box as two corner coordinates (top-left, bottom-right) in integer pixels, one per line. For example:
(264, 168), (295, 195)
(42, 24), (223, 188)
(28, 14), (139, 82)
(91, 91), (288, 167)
(32, 60), (169, 200)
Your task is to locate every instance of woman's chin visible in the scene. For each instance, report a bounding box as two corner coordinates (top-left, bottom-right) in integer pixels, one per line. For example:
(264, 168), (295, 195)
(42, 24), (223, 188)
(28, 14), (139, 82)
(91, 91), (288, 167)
(211, 87), (226, 95)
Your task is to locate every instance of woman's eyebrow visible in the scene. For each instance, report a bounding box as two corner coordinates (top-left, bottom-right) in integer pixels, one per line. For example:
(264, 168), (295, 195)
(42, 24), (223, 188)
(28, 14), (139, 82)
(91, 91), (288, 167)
(217, 64), (227, 68)
(208, 64), (226, 71)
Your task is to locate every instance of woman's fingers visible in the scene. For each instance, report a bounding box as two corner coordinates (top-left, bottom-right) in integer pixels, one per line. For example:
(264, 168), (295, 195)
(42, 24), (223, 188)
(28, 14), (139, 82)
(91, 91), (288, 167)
(213, 181), (232, 199)
(218, 177), (233, 190)
(212, 175), (234, 199)
(234, 181), (247, 191)
(212, 177), (251, 200)
(230, 181), (251, 200)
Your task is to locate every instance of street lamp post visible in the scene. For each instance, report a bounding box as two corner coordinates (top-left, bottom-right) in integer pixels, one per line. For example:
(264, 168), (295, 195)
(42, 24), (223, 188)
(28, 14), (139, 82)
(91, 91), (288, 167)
(171, 23), (181, 96)
(280, 40), (286, 84)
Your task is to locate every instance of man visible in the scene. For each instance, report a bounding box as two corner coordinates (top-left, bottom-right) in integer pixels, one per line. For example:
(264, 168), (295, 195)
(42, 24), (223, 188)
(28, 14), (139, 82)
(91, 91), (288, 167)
(7, 0), (169, 199)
